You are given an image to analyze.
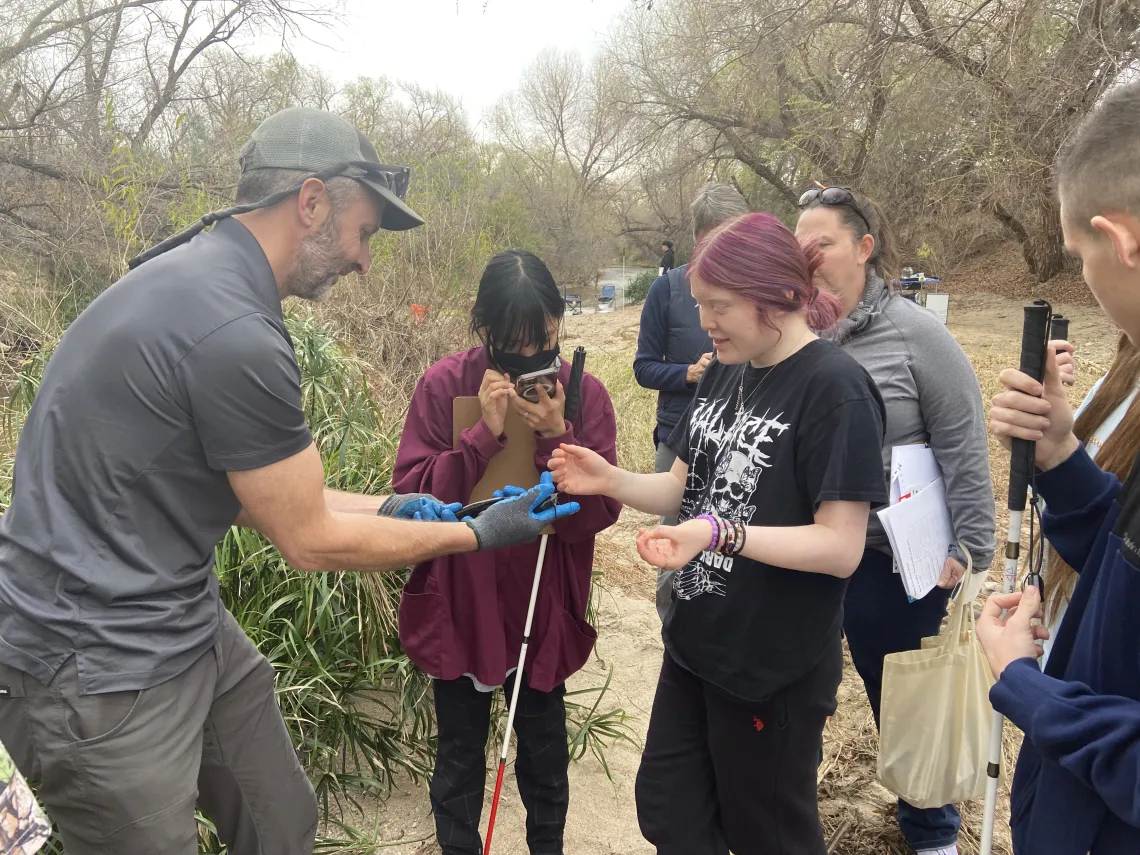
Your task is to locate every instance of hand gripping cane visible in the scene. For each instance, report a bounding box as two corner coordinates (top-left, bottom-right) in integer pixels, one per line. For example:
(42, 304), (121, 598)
(484, 347), (586, 855)
(980, 299), (1052, 855)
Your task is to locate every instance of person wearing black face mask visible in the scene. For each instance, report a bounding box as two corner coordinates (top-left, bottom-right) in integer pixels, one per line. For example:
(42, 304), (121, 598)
(390, 248), (621, 855)
(487, 342), (560, 378)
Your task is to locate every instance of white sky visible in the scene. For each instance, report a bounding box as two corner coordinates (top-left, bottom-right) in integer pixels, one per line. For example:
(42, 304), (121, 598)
(274, 0), (632, 130)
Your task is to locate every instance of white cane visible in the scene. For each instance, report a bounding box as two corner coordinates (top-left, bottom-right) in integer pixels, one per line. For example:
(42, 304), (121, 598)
(484, 346), (585, 852)
(484, 532), (549, 855)
(981, 299), (1052, 854)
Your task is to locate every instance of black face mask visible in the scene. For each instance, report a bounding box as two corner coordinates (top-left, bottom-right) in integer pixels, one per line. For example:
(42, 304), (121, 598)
(487, 343), (560, 377)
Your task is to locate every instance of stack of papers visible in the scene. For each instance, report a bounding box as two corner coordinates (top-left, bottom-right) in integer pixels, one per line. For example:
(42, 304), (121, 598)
(877, 445), (953, 601)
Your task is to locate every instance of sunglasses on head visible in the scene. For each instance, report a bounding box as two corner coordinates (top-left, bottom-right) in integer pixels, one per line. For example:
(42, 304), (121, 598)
(798, 184), (872, 236)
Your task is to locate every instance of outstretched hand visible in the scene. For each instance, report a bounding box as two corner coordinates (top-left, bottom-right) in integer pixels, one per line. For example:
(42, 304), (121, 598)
(548, 443), (615, 496)
(635, 519), (711, 570)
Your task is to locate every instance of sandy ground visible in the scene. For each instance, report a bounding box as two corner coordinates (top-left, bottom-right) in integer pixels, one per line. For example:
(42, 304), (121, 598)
(343, 292), (1117, 855)
(346, 590), (663, 855)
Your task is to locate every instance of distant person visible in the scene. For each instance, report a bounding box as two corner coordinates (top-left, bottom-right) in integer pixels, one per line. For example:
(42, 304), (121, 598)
(796, 186), (995, 855)
(634, 183), (748, 620)
(551, 212), (887, 855)
(392, 248), (620, 855)
(659, 240), (675, 275)
(0, 107), (575, 855)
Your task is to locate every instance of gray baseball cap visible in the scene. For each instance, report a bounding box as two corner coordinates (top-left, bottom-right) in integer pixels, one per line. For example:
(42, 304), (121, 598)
(240, 106), (425, 231)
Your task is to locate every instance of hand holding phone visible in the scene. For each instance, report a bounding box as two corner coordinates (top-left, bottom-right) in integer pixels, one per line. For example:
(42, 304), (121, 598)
(510, 363), (567, 437)
(514, 360), (561, 404)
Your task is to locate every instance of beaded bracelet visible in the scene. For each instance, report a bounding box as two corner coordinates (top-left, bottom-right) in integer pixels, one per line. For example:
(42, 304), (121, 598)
(722, 520), (748, 556)
(697, 513), (750, 556)
(695, 514), (719, 552)
(721, 519), (737, 555)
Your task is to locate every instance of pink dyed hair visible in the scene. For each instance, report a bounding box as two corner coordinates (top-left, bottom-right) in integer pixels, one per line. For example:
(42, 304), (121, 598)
(688, 212), (842, 333)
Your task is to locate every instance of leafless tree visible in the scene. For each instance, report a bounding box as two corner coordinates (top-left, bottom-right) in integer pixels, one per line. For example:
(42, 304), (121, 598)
(613, 0), (1139, 280)
(0, 0), (341, 266)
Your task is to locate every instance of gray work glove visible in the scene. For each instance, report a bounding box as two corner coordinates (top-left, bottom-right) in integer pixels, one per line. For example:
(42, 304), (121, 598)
(465, 472), (581, 550)
(378, 493), (463, 522)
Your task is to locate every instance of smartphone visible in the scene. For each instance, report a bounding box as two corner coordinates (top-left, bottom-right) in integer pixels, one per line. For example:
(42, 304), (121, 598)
(515, 358), (561, 404)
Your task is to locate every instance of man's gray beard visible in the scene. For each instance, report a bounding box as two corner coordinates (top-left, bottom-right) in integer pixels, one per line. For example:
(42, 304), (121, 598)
(285, 214), (350, 302)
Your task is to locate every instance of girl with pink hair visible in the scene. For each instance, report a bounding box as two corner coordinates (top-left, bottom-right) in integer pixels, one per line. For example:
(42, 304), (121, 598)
(549, 212), (888, 854)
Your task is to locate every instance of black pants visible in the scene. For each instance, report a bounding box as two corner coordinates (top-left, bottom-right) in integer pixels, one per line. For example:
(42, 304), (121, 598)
(635, 647), (842, 855)
(430, 676), (569, 855)
(843, 547), (960, 850)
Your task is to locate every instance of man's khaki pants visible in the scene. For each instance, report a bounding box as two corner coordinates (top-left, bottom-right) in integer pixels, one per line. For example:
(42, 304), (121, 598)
(0, 608), (318, 855)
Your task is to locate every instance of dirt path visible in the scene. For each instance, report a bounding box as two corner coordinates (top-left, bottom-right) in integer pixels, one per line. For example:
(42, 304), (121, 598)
(356, 293), (1116, 855)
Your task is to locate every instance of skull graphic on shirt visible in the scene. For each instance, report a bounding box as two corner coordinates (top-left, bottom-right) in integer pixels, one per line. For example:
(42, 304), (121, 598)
(674, 399), (791, 600)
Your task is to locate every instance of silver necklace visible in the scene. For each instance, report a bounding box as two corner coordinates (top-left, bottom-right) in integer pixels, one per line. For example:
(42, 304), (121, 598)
(733, 332), (813, 420)
(735, 362), (777, 421)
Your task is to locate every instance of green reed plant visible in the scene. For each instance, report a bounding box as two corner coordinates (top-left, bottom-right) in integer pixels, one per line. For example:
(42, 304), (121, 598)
(2, 307), (632, 852)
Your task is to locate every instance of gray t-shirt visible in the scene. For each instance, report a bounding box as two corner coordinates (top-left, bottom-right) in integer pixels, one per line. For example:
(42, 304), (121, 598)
(0, 218), (313, 694)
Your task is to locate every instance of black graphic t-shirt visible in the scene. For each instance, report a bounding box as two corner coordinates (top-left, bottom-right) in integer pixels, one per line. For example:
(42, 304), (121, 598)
(665, 338), (887, 703)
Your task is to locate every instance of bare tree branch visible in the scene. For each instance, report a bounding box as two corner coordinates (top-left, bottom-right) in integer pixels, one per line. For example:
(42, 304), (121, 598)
(0, 0), (160, 68)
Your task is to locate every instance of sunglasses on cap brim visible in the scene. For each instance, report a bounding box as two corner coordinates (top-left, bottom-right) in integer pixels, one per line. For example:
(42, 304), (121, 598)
(797, 184), (872, 236)
(333, 160), (411, 200)
(126, 159), (412, 270)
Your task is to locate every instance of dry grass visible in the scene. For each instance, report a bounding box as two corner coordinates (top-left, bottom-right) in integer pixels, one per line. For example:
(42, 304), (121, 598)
(568, 293), (1117, 855)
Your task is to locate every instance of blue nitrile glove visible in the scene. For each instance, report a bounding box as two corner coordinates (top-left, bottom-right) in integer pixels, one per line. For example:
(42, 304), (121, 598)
(467, 472), (581, 550)
(378, 493), (463, 522)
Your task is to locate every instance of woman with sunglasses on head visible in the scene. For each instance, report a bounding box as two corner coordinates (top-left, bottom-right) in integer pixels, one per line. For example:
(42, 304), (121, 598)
(794, 186), (995, 855)
(391, 248), (621, 855)
(549, 212), (888, 855)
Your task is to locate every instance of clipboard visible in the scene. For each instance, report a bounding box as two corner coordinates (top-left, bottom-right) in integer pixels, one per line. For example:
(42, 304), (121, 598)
(452, 397), (554, 534)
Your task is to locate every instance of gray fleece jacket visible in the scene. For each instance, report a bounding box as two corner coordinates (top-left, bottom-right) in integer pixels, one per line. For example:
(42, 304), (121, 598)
(825, 274), (996, 570)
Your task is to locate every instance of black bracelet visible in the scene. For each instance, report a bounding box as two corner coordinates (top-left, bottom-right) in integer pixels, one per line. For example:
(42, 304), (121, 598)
(733, 521), (747, 556)
(719, 519), (746, 556)
(720, 519), (736, 555)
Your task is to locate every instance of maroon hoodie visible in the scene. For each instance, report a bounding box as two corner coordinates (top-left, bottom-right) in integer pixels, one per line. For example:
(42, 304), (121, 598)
(393, 346), (622, 691)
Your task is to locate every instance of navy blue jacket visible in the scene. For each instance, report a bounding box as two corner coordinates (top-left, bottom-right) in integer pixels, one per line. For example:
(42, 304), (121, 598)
(633, 265), (712, 445)
(991, 446), (1140, 854)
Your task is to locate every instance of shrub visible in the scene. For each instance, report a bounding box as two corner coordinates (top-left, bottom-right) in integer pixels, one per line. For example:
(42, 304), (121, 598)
(625, 269), (658, 304)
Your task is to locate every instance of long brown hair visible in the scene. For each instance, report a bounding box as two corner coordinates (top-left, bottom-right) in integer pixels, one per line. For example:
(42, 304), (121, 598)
(1044, 332), (1140, 623)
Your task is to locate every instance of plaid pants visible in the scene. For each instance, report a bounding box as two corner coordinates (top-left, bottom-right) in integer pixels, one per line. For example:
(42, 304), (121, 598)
(430, 676), (569, 855)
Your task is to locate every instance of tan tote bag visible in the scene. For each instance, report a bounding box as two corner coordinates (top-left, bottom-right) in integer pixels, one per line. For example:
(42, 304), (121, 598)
(877, 548), (999, 809)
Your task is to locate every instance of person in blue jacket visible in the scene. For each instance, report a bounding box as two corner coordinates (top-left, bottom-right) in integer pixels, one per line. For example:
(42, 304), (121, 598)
(983, 78), (1140, 855)
(634, 182), (749, 619)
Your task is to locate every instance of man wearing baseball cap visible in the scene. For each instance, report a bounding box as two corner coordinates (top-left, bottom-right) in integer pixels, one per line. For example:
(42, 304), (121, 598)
(0, 107), (577, 855)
